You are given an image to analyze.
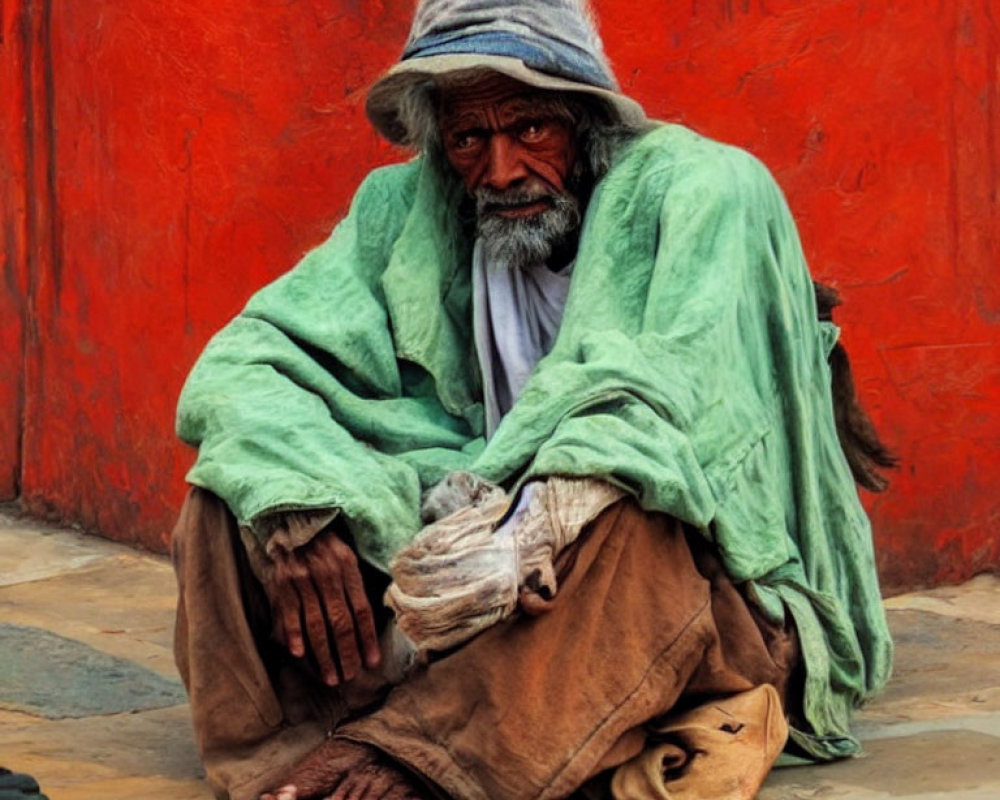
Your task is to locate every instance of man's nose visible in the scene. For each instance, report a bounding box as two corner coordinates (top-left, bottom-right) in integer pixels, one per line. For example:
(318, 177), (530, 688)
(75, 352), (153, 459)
(483, 134), (528, 191)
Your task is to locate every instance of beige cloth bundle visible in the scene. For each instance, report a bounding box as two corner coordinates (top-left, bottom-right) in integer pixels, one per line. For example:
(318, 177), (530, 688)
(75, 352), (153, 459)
(386, 474), (624, 652)
(611, 685), (789, 800)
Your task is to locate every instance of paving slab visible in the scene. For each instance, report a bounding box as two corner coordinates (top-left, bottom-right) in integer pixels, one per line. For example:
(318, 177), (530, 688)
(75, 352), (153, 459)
(1, 706), (207, 799)
(0, 624), (185, 718)
(0, 554), (179, 678)
(883, 574), (1000, 627)
(1, 508), (998, 799)
(0, 518), (129, 587)
(761, 576), (1000, 800)
(0, 511), (208, 799)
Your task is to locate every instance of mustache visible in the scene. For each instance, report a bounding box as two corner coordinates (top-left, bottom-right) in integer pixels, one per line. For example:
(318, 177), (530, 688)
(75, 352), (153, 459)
(475, 187), (557, 217)
(474, 186), (583, 272)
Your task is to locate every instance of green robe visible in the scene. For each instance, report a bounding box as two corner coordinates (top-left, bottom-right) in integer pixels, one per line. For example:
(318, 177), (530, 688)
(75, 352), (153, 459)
(177, 124), (892, 760)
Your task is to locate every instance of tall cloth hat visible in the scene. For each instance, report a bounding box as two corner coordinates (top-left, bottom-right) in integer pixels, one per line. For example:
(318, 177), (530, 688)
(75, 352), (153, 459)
(366, 0), (648, 144)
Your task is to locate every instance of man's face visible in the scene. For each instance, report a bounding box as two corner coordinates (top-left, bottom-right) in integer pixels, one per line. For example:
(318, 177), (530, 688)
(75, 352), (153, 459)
(438, 73), (583, 270)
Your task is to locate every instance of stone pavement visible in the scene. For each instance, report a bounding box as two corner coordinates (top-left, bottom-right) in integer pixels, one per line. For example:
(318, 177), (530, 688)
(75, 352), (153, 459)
(1, 509), (998, 800)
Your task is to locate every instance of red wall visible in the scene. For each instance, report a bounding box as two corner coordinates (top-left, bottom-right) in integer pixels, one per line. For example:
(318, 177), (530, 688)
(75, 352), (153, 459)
(2, 1), (997, 593)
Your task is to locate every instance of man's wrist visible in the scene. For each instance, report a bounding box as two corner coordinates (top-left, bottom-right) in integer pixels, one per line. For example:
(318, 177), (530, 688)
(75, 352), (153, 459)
(237, 507), (340, 589)
(252, 507), (341, 557)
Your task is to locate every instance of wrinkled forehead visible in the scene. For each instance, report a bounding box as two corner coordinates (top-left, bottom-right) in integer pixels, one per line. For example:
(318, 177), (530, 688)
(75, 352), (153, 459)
(437, 71), (575, 126)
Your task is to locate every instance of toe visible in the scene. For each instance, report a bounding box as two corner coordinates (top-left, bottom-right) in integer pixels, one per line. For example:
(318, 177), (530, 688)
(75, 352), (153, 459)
(261, 786), (298, 800)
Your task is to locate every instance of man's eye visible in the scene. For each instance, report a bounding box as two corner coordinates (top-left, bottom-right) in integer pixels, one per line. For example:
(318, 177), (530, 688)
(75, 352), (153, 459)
(518, 122), (548, 143)
(452, 133), (482, 151)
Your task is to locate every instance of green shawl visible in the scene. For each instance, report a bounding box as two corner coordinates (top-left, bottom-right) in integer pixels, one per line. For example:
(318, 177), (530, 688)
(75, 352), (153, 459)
(177, 124), (892, 760)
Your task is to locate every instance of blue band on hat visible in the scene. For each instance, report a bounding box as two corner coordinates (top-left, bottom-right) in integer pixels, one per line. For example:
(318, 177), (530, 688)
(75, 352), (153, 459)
(403, 30), (616, 91)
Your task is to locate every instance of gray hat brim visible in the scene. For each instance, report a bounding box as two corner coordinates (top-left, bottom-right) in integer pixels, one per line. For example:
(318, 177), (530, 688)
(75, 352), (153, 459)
(366, 54), (648, 145)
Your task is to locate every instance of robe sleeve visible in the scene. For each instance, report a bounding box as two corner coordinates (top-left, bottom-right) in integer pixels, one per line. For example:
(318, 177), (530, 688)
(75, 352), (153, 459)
(176, 163), (474, 568)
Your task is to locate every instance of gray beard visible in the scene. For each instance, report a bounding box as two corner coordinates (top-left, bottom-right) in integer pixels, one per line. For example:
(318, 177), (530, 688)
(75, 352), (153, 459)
(475, 188), (581, 272)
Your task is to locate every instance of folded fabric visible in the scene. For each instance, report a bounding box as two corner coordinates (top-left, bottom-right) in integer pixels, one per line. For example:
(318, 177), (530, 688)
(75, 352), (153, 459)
(611, 684), (788, 800)
(419, 470), (506, 524)
(386, 476), (623, 651)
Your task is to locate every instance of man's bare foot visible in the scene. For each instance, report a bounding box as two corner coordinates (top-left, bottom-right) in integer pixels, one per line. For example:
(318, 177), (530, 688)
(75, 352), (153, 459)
(260, 739), (424, 800)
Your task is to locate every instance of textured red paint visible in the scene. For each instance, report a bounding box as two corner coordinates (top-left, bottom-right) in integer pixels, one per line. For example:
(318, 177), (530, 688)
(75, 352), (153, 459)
(3, 1), (998, 590)
(0, 3), (26, 500)
(0, 0), (41, 502)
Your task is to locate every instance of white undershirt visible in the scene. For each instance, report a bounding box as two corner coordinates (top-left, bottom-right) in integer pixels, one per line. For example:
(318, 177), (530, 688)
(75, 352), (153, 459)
(472, 239), (574, 438)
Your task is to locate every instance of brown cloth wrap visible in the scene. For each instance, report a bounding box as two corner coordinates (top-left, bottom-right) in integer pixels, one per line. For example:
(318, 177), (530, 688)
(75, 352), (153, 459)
(338, 500), (799, 800)
(172, 489), (798, 800)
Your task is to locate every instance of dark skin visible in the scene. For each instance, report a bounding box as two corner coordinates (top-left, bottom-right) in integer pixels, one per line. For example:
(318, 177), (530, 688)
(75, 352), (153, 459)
(260, 741), (423, 800)
(260, 72), (582, 800)
(264, 525), (381, 687)
(439, 76), (578, 208)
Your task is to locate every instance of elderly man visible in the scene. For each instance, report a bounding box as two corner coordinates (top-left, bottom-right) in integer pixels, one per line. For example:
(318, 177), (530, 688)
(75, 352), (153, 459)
(171, 2), (893, 799)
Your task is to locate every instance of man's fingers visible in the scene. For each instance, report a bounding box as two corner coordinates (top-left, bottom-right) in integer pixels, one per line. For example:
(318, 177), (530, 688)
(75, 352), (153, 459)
(294, 572), (339, 685)
(276, 584), (305, 658)
(281, 527), (381, 684)
(311, 536), (378, 679)
(328, 766), (383, 800)
(268, 548), (308, 658)
(260, 787), (297, 800)
(338, 545), (382, 670)
(309, 558), (361, 682)
(328, 588), (364, 682)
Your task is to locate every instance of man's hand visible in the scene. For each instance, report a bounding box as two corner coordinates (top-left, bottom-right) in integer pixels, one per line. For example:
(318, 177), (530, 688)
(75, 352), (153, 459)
(263, 527), (381, 686)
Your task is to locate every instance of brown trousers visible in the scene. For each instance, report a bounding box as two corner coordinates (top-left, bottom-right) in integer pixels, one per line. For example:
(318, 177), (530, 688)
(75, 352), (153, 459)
(172, 489), (798, 800)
